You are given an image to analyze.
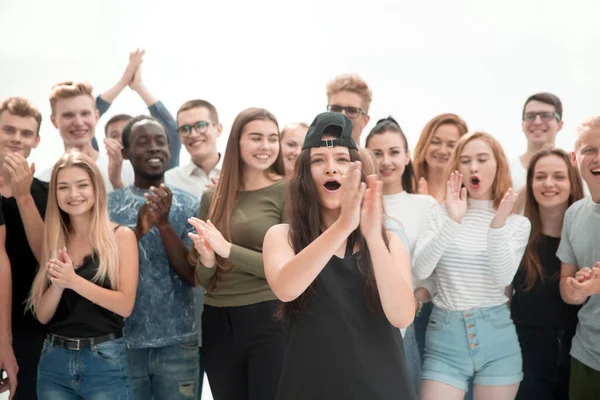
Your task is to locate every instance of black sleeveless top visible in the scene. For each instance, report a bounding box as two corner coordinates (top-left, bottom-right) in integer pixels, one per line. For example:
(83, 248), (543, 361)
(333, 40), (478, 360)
(276, 241), (417, 400)
(48, 228), (125, 338)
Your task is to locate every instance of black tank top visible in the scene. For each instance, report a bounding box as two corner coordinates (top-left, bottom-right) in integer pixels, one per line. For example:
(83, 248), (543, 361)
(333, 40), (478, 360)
(47, 227), (125, 338)
(276, 240), (417, 400)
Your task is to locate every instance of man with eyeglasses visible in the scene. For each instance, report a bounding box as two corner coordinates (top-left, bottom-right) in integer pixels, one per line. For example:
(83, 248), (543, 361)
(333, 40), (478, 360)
(511, 93), (564, 212)
(164, 99), (222, 399)
(326, 73), (372, 146)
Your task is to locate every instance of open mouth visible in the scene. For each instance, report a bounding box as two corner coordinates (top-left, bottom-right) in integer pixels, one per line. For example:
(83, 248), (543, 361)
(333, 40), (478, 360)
(254, 154), (270, 160)
(592, 169), (600, 177)
(470, 176), (480, 188)
(541, 191), (558, 198)
(324, 180), (341, 192)
(147, 157), (163, 167)
(380, 168), (395, 177)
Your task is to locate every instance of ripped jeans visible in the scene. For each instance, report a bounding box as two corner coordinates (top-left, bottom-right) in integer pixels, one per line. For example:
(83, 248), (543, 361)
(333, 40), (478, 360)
(127, 340), (200, 400)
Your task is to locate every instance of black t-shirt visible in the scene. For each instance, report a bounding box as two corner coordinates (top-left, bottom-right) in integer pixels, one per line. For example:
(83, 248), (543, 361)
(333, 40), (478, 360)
(2, 178), (48, 338)
(0, 198), (4, 225)
(48, 253), (124, 338)
(511, 234), (580, 330)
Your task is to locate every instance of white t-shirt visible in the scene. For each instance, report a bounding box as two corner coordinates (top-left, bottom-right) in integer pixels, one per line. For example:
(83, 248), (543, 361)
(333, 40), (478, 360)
(510, 156), (527, 193)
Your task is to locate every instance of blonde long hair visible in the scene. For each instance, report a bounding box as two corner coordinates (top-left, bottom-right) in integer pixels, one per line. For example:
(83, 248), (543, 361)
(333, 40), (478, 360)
(27, 152), (119, 316)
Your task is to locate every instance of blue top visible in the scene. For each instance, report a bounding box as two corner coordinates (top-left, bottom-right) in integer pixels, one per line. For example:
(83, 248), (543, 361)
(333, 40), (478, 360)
(93, 96), (181, 169)
(108, 185), (199, 348)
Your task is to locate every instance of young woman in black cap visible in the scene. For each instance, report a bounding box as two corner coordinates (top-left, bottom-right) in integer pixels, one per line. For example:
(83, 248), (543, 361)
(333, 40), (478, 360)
(263, 112), (417, 399)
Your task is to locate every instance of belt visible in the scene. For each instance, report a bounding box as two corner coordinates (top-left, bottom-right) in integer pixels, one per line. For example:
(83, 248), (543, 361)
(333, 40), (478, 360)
(47, 332), (122, 350)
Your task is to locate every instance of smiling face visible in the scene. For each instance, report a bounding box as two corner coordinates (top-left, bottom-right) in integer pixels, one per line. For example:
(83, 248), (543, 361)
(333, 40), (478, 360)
(574, 127), (600, 197)
(310, 136), (352, 210)
(531, 154), (572, 210)
(458, 138), (498, 200)
(55, 166), (95, 217)
(177, 106), (221, 163)
(106, 119), (130, 144)
(281, 124), (308, 175)
(125, 120), (171, 181)
(425, 124), (460, 171)
(239, 119), (280, 174)
(522, 100), (563, 147)
(51, 95), (99, 149)
(0, 111), (40, 160)
(366, 131), (409, 192)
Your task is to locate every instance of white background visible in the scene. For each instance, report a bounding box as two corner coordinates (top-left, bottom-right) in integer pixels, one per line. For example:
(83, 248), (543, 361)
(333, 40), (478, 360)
(2, 0), (600, 398)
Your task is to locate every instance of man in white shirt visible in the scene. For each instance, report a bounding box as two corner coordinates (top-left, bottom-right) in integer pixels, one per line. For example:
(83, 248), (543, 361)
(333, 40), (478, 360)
(165, 100), (222, 197)
(511, 93), (564, 212)
(164, 99), (222, 400)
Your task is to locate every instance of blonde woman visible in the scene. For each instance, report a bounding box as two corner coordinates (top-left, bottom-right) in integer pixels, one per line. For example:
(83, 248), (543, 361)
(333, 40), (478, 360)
(27, 152), (138, 400)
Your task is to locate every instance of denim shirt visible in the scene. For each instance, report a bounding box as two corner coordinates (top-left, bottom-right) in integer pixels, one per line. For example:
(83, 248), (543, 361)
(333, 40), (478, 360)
(93, 96), (181, 169)
(108, 185), (199, 348)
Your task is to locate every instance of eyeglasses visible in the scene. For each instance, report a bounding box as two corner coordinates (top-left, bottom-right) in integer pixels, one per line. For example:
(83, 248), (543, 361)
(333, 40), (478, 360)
(327, 105), (366, 119)
(523, 111), (560, 123)
(177, 121), (217, 137)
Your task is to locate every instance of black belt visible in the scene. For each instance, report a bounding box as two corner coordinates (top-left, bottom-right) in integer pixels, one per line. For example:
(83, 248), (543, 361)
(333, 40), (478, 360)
(47, 332), (122, 350)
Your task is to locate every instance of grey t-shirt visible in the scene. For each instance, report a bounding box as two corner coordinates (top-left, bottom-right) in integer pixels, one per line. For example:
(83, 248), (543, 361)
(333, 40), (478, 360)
(556, 196), (600, 371)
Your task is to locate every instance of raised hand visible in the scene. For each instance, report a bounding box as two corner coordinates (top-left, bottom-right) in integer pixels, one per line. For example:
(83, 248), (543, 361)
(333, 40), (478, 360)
(445, 171), (467, 223)
(491, 188), (518, 228)
(104, 138), (124, 188)
(188, 217), (216, 268)
(3, 153), (35, 202)
(338, 161), (366, 234)
(417, 177), (429, 196)
(129, 63), (145, 93)
(120, 48), (145, 87)
(145, 184), (173, 229)
(360, 174), (384, 242)
(47, 247), (80, 290)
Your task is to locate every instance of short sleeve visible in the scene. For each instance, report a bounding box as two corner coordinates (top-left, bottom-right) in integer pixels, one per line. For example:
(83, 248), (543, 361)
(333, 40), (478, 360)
(556, 208), (577, 266)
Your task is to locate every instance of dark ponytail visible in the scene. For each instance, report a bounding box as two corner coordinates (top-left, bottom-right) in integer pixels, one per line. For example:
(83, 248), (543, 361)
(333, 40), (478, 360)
(365, 116), (417, 193)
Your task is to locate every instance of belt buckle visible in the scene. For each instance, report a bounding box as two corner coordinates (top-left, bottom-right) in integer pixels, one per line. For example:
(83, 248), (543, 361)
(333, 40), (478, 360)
(67, 339), (81, 350)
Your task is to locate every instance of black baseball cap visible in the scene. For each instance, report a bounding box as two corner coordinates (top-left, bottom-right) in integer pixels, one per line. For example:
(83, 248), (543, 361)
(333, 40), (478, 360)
(302, 112), (357, 150)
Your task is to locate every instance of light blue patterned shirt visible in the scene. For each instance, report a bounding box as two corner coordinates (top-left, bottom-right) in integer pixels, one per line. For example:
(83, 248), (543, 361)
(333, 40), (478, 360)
(108, 185), (199, 348)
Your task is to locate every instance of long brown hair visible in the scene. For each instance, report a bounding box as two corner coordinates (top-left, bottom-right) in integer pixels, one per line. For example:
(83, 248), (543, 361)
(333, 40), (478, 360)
(520, 149), (584, 291)
(413, 113), (468, 195)
(441, 131), (512, 209)
(27, 152), (119, 316)
(280, 146), (389, 319)
(199, 108), (285, 290)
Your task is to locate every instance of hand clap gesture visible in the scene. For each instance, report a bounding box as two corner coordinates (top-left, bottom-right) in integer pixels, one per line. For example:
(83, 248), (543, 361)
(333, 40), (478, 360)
(338, 161), (366, 234)
(188, 217), (217, 268)
(187, 218), (231, 260)
(3, 153), (35, 202)
(490, 188), (518, 228)
(47, 248), (80, 290)
(445, 171), (467, 223)
(565, 262), (600, 302)
(145, 184), (173, 229)
(360, 174), (384, 242)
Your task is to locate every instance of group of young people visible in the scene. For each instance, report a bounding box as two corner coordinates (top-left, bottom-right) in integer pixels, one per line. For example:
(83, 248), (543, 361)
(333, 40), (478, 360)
(0, 49), (599, 400)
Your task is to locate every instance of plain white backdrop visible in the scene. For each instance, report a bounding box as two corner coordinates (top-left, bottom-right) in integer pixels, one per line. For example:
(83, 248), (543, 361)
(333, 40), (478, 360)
(2, 0), (600, 398)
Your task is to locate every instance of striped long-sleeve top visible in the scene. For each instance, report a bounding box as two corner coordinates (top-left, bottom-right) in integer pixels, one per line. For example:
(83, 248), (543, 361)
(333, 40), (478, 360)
(413, 199), (531, 311)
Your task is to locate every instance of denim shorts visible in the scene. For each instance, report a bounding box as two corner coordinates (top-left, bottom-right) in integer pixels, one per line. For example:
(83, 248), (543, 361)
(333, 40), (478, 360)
(422, 304), (523, 391)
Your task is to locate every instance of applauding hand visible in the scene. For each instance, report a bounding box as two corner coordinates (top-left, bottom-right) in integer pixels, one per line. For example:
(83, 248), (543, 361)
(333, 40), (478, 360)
(338, 161), (366, 234)
(47, 248), (80, 290)
(360, 174), (384, 242)
(188, 217), (217, 268)
(445, 171), (467, 223)
(491, 188), (518, 228)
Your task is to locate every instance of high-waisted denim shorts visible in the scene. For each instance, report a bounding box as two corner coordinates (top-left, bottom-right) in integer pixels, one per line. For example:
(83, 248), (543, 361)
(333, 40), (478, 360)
(421, 304), (523, 391)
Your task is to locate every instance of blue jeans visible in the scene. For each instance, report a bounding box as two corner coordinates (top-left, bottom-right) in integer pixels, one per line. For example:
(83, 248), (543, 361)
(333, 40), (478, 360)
(402, 324), (422, 396)
(127, 340), (200, 400)
(37, 337), (132, 400)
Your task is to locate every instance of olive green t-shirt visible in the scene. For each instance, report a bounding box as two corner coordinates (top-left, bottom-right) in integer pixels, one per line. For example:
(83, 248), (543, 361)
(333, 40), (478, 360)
(196, 179), (286, 307)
